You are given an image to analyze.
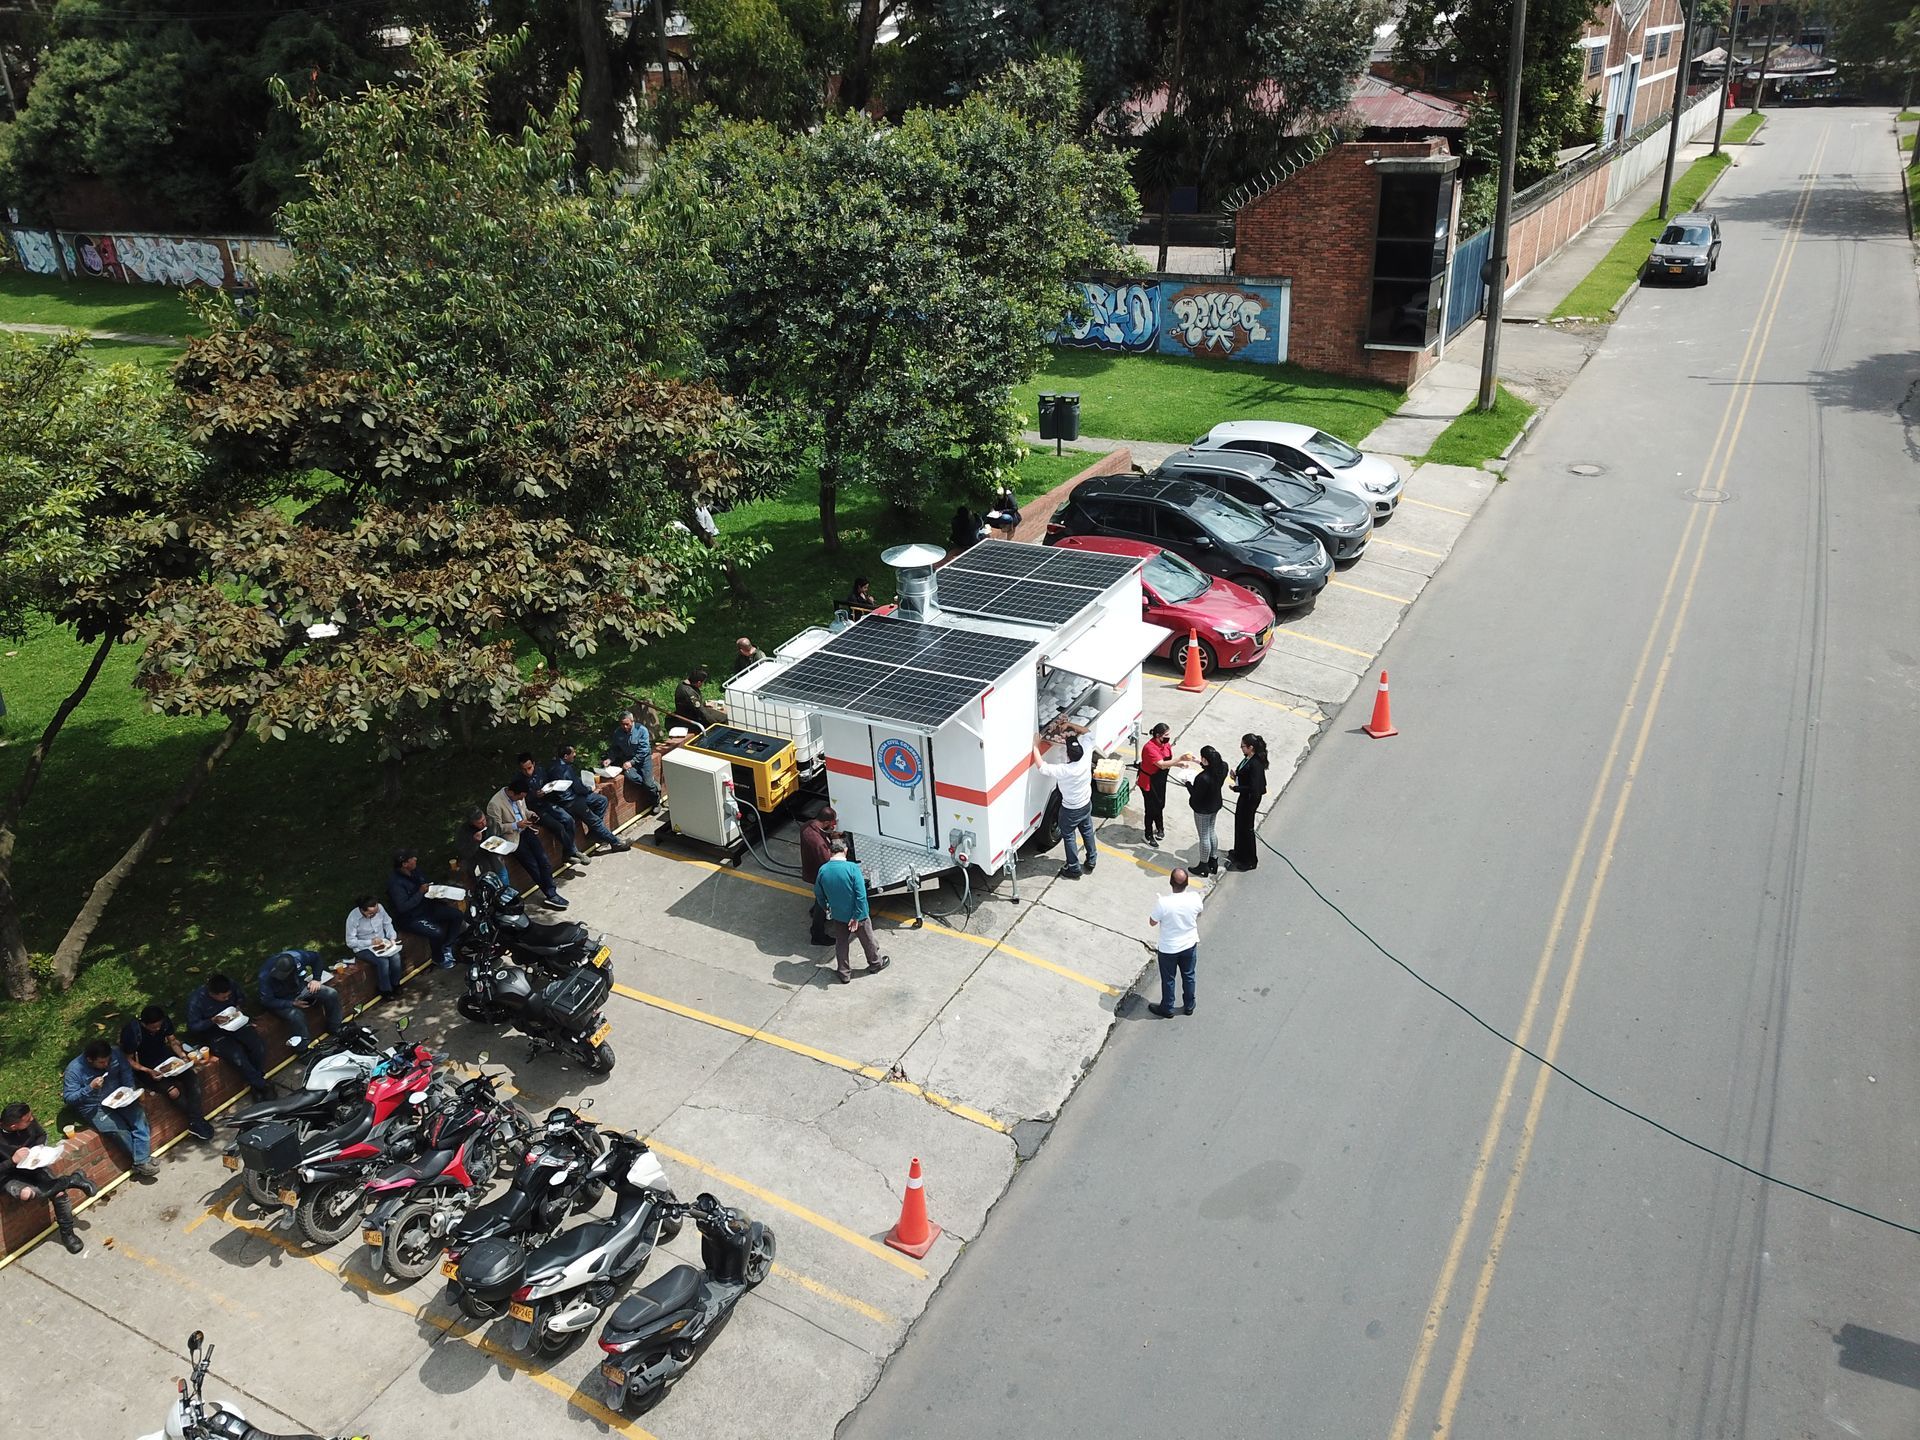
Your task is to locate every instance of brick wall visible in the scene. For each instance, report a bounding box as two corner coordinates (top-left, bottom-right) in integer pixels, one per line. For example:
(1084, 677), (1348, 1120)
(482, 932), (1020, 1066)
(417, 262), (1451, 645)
(1505, 165), (1612, 289)
(1233, 140), (1447, 388)
(0, 771), (662, 1259)
(1011, 448), (1134, 543)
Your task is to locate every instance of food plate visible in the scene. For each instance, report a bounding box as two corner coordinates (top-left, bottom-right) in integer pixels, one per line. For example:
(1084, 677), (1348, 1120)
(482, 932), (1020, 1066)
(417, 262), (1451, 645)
(17, 1143), (64, 1170)
(542, 779), (574, 794)
(668, 727), (690, 739)
(598, 766), (623, 778)
(101, 1086), (144, 1109)
(425, 883), (466, 902)
(152, 1056), (193, 1078)
(217, 1008), (250, 1032)
(481, 835), (519, 856)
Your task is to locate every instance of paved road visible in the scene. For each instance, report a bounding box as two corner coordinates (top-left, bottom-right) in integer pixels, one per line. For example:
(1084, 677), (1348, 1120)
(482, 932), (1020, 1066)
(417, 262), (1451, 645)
(843, 108), (1920, 1440)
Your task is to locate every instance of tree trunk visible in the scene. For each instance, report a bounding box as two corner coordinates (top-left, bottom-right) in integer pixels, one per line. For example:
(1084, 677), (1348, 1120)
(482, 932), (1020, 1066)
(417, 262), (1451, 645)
(721, 554), (754, 602)
(842, 0), (883, 113)
(46, 713), (245, 988)
(1156, 204), (1172, 273)
(817, 463), (842, 552)
(575, 0), (619, 171)
(0, 630), (116, 1000)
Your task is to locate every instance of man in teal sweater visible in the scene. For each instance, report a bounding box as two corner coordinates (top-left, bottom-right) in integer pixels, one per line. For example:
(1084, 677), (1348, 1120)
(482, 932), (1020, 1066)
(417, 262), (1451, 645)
(812, 838), (891, 985)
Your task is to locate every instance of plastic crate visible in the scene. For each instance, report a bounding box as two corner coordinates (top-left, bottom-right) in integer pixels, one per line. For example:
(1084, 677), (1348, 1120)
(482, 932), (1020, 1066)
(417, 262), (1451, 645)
(1091, 776), (1131, 818)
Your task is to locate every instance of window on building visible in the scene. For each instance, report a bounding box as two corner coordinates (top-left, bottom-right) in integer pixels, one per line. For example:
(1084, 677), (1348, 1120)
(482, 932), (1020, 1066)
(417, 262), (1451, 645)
(1658, 32), (1672, 56)
(1587, 46), (1604, 77)
(1367, 170), (1449, 349)
(1644, 32), (1657, 59)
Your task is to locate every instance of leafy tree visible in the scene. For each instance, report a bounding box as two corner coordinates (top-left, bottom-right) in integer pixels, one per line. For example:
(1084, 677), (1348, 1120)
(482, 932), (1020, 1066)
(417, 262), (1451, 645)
(0, 337), (209, 1000)
(1396, 0), (1596, 187)
(0, 1), (465, 228)
(675, 0), (851, 130)
(661, 59), (1136, 550)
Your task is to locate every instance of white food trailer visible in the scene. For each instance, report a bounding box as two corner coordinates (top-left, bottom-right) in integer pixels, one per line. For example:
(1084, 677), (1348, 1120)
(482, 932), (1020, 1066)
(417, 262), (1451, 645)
(724, 540), (1170, 897)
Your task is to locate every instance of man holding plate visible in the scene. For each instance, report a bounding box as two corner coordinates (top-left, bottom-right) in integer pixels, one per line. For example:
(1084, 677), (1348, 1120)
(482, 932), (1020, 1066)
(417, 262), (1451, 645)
(346, 895), (406, 996)
(118, 1004), (215, 1140)
(61, 1039), (158, 1180)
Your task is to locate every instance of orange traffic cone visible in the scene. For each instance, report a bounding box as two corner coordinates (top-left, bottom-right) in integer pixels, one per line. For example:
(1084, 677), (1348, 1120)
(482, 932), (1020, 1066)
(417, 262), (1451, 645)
(1177, 628), (1208, 692)
(884, 1156), (943, 1259)
(1363, 670), (1399, 739)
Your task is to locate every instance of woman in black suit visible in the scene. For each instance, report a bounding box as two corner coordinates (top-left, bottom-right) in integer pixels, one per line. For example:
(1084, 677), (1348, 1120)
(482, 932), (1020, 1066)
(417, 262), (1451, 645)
(1228, 733), (1268, 870)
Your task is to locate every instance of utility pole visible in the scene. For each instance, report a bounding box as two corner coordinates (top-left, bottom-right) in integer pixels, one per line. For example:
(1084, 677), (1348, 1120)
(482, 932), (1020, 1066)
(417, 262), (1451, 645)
(1750, 5), (1781, 115)
(1477, 0), (1528, 412)
(1658, 0), (1700, 218)
(1710, 1), (1745, 155)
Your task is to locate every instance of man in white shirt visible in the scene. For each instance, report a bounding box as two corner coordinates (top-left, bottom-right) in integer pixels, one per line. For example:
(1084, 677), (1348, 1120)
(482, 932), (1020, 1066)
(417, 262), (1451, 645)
(1147, 868), (1204, 1018)
(345, 896), (405, 996)
(1033, 731), (1097, 879)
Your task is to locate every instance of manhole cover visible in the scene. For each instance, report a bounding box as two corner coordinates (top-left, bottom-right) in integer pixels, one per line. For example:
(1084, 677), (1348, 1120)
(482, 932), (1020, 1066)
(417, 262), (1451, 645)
(1686, 487), (1730, 503)
(1568, 462), (1605, 476)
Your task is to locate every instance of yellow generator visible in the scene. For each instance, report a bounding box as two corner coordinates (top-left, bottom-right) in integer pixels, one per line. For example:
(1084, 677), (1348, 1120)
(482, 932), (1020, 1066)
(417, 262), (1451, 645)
(685, 724), (799, 816)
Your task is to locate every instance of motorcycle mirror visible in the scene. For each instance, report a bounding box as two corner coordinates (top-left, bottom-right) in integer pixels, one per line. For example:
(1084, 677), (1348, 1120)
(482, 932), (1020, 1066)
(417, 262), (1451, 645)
(187, 1330), (204, 1354)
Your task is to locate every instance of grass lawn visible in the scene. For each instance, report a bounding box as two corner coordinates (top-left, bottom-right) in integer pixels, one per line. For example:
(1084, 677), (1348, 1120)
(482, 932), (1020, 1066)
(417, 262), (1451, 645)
(1016, 348), (1402, 449)
(1721, 112), (1766, 144)
(1902, 133), (1916, 152)
(0, 444), (1098, 1123)
(1421, 385), (1536, 468)
(1900, 110), (1920, 122)
(0, 270), (203, 338)
(1551, 152), (1733, 320)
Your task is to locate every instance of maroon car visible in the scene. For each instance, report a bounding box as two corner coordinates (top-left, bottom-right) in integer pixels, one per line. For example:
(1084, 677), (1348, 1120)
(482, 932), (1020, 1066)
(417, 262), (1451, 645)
(1053, 535), (1276, 677)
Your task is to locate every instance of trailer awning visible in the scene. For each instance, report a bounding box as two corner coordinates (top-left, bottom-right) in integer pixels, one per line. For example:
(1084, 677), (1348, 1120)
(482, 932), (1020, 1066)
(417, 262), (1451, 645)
(1044, 618), (1173, 687)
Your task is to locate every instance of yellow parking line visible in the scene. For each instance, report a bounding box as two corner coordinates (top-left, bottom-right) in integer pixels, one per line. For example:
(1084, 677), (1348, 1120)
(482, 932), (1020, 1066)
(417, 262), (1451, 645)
(771, 1263), (895, 1325)
(611, 984), (1009, 1134)
(644, 1140), (931, 1280)
(1274, 627), (1375, 660)
(1369, 535), (1446, 560)
(631, 833), (1119, 996)
(107, 1237), (265, 1320)
(1222, 686), (1327, 723)
(1329, 578), (1416, 605)
(1098, 842), (1172, 876)
(1402, 495), (1473, 518)
(202, 1205), (657, 1434)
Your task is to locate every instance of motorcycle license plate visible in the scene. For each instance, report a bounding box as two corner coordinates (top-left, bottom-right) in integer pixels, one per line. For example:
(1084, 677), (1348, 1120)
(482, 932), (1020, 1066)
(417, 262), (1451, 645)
(601, 1362), (627, 1388)
(363, 1227), (384, 1246)
(277, 1187), (300, 1206)
(441, 1257), (459, 1280)
(590, 946), (611, 969)
(508, 1301), (535, 1323)
(589, 1021), (612, 1047)
(221, 1154), (240, 1171)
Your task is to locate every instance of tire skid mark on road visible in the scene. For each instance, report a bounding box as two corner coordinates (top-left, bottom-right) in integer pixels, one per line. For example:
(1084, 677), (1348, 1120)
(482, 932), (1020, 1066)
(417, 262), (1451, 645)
(1390, 124), (1835, 1440)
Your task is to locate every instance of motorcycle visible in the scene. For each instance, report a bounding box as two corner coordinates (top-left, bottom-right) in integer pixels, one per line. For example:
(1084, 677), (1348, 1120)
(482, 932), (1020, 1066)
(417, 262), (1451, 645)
(457, 952), (617, 1073)
(136, 1330), (367, 1440)
(224, 1023), (392, 1136)
(441, 1107), (608, 1292)
(226, 1043), (441, 1236)
(462, 867), (611, 978)
(360, 1072), (531, 1281)
(450, 1131), (678, 1357)
(596, 1193), (776, 1415)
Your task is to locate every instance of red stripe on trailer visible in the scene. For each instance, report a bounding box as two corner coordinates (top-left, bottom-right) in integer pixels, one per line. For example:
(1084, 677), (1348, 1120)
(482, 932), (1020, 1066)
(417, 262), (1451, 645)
(934, 750), (1035, 806)
(826, 756), (875, 780)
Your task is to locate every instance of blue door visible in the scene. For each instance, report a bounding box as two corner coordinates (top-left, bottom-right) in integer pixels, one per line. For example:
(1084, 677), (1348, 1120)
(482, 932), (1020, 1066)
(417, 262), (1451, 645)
(1446, 228), (1491, 339)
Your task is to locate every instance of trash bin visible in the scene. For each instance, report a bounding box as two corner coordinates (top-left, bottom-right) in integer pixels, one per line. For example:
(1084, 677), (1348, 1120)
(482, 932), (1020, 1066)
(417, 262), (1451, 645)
(1058, 393), (1081, 442)
(1037, 392), (1059, 441)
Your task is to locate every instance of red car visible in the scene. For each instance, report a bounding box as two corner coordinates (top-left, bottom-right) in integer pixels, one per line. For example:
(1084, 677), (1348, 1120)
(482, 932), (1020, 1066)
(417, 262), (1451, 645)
(1053, 535), (1277, 676)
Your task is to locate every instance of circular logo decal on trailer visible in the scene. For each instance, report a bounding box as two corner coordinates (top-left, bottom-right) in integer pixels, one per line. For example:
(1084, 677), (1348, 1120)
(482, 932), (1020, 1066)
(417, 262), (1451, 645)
(877, 739), (924, 788)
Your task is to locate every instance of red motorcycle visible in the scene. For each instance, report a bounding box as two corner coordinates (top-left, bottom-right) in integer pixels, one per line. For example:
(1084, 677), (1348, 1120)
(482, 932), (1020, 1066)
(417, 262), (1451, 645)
(360, 1071), (531, 1281)
(230, 1043), (441, 1242)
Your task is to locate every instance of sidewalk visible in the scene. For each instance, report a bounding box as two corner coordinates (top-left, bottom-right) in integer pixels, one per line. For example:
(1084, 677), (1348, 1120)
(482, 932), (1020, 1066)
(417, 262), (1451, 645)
(0, 320), (182, 345)
(1365, 137), (1727, 457)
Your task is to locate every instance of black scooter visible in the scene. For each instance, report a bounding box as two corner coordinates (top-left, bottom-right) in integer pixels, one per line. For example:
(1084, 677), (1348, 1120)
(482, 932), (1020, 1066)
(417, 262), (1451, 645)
(457, 952), (617, 1073)
(440, 1107), (609, 1295)
(595, 1192), (775, 1414)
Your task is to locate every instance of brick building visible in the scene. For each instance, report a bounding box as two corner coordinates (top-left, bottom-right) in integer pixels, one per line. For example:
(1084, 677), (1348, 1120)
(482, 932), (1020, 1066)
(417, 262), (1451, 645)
(1233, 139), (1458, 388)
(1579, 0), (1693, 144)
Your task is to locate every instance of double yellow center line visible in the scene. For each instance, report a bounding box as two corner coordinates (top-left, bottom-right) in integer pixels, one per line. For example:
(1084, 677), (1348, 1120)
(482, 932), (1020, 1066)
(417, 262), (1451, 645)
(1389, 128), (1831, 1440)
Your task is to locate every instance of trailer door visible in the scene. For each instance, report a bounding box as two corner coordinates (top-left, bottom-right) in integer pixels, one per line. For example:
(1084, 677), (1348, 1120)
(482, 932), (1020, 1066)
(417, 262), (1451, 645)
(869, 730), (934, 845)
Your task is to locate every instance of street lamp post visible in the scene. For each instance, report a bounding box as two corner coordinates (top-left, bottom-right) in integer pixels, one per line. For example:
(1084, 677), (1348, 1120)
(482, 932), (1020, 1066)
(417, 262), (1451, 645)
(1710, 2), (1745, 155)
(1477, 0), (1528, 413)
(1658, 0), (1700, 219)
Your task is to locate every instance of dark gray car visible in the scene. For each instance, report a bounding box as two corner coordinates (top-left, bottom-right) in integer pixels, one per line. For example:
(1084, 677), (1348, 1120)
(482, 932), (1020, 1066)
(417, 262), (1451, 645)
(1150, 448), (1374, 561)
(1643, 211), (1721, 287)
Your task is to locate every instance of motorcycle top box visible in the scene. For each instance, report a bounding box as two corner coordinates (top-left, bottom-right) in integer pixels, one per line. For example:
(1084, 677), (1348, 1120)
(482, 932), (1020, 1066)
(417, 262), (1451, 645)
(542, 964), (611, 1029)
(236, 1119), (303, 1173)
(457, 1236), (529, 1303)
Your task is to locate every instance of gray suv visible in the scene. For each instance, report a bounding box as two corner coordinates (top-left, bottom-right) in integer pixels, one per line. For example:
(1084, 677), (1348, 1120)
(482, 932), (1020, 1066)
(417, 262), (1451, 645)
(1644, 211), (1721, 286)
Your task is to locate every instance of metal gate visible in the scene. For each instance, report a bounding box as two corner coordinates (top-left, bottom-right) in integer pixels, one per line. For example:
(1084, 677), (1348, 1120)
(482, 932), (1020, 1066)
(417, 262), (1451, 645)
(1446, 228), (1491, 339)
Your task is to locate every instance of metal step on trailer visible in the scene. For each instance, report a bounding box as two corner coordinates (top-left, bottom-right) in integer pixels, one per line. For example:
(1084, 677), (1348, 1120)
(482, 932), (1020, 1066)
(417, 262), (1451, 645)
(859, 834), (956, 922)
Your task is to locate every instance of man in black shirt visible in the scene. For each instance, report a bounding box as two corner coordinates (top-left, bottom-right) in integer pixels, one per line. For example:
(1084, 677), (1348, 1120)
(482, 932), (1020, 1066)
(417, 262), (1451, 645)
(672, 668), (725, 730)
(118, 1005), (215, 1140)
(1, 1101), (97, 1253)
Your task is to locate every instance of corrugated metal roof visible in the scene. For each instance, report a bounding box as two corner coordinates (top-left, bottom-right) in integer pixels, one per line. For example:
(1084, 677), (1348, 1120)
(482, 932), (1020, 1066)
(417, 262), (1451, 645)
(1349, 74), (1469, 131)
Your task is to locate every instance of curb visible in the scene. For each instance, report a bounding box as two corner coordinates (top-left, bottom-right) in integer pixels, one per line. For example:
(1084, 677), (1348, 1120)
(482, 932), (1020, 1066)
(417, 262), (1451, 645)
(1497, 407), (1544, 464)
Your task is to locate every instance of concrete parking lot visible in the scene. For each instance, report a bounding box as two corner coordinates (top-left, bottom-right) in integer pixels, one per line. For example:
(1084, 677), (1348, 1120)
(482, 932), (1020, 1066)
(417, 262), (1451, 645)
(8, 458), (1494, 1440)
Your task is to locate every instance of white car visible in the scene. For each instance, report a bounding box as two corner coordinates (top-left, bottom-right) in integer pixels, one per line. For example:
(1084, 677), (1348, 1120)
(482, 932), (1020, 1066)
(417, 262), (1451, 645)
(1190, 420), (1404, 518)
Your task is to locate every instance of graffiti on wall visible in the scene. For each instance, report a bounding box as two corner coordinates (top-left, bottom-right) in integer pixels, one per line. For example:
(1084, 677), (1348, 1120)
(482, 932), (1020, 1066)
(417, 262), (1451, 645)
(5, 227), (289, 290)
(1056, 274), (1290, 365)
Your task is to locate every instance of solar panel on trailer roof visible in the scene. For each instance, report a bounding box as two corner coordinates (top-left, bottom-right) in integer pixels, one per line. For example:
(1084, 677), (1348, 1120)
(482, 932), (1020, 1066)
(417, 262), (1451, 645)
(959, 580), (1099, 626)
(854, 670), (987, 730)
(827, 616), (949, 667)
(926, 569), (1018, 612)
(1029, 549), (1141, 588)
(908, 628), (1034, 682)
(942, 542), (1054, 578)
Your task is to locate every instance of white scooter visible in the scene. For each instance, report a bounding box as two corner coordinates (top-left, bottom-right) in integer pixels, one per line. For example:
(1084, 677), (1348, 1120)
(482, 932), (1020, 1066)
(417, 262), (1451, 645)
(136, 1331), (365, 1440)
